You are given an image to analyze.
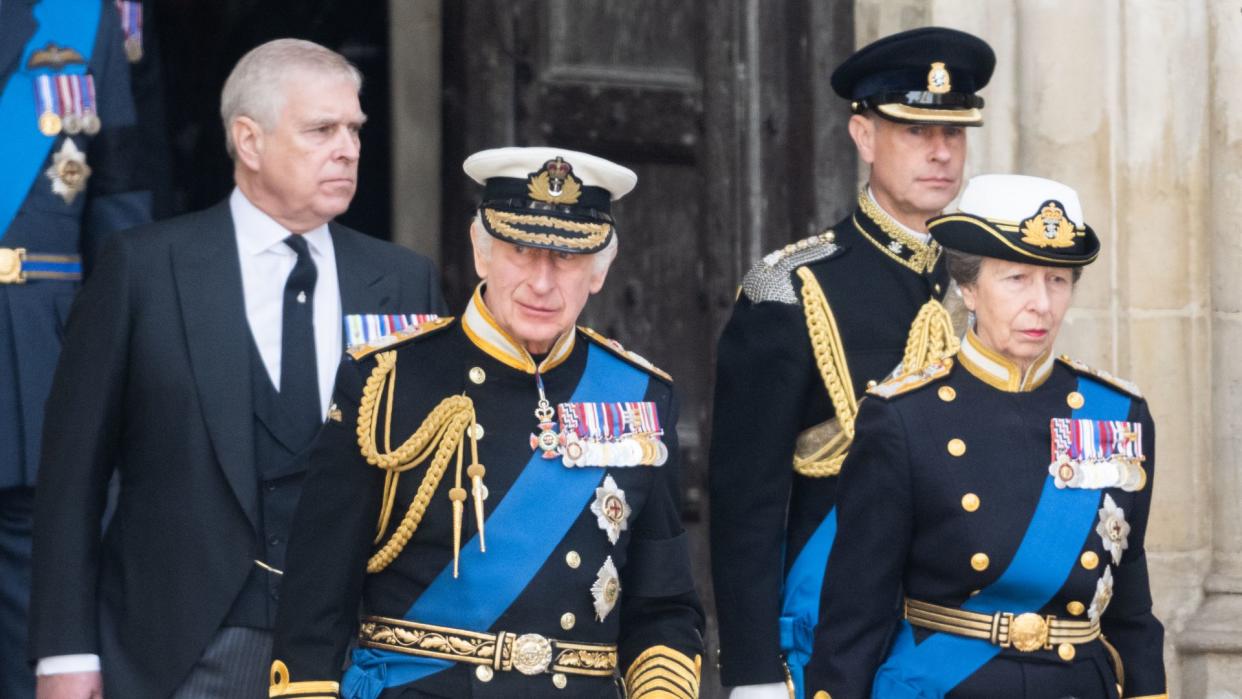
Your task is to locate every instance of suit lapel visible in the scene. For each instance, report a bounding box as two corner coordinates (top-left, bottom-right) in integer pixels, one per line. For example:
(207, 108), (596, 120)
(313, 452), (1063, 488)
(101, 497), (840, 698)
(172, 201), (259, 530)
(332, 223), (399, 344)
(0, 0), (38, 87)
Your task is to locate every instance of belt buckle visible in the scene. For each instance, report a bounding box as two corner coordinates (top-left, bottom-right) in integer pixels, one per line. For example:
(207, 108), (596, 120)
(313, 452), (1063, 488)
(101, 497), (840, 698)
(0, 248), (27, 284)
(1008, 612), (1050, 652)
(510, 633), (553, 675)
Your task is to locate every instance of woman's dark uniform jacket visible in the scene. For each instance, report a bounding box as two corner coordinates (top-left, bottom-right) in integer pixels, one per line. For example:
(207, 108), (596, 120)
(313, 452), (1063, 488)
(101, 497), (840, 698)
(709, 192), (952, 685)
(804, 334), (1167, 699)
(271, 294), (704, 698)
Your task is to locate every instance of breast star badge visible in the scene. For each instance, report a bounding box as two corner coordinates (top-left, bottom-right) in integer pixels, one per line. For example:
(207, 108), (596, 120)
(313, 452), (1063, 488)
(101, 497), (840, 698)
(45, 138), (91, 204)
(591, 556), (621, 622)
(590, 475), (631, 545)
(1095, 494), (1131, 565)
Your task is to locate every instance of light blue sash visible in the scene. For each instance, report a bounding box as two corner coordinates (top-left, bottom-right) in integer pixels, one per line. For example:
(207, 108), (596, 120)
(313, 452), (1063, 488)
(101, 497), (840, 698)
(0, 0), (98, 241)
(343, 345), (650, 698)
(780, 508), (837, 699)
(870, 376), (1129, 698)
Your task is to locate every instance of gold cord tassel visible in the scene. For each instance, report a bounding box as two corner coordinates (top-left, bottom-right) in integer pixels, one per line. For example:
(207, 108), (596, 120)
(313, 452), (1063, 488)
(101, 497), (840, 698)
(901, 298), (960, 373)
(467, 427), (487, 552)
(357, 351), (487, 574)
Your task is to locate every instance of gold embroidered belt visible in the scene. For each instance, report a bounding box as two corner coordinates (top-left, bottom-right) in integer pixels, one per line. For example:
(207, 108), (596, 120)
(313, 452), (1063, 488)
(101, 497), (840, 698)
(0, 248), (82, 283)
(904, 598), (1100, 652)
(358, 616), (618, 677)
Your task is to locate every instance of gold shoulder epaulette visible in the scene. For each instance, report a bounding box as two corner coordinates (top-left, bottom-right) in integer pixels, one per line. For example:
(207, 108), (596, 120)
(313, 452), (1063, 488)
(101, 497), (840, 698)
(867, 358), (954, 400)
(347, 316), (455, 360)
(1056, 355), (1143, 399)
(577, 326), (673, 383)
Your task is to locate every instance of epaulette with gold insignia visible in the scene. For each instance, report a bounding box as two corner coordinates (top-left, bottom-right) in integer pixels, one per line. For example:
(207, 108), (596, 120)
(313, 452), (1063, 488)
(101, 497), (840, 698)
(867, 357), (954, 400)
(347, 316), (456, 361)
(577, 326), (673, 383)
(740, 230), (842, 304)
(1056, 355), (1143, 399)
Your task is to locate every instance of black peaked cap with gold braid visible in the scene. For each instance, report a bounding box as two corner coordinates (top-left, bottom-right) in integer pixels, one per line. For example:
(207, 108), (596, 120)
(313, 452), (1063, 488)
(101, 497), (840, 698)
(928, 174), (1100, 268)
(464, 146), (637, 255)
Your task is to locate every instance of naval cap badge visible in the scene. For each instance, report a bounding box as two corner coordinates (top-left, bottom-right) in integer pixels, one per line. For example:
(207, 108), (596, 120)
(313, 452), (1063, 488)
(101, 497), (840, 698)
(527, 156), (583, 205)
(590, 475), (631, 545)
(1020, 200), (1077, 249)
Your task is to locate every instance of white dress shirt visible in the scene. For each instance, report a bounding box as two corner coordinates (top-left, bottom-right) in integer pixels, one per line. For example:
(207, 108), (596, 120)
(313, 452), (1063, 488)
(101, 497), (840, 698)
(230, 187), (342, 417)
(37, 189), (344, 676)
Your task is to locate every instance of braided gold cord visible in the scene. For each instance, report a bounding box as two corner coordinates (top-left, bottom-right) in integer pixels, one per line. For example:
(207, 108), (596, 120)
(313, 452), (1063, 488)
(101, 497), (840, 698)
(356, 351), (478, 573)
(794, 267), (857, 478)
(901, 299), (960, 373)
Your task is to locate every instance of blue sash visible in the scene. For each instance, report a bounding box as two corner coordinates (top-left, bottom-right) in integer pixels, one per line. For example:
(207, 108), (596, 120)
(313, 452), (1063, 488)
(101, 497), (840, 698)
(871, 377), (1129, 698)
(780, 508), (837, 699)
(342, 345), (650, 699)
(0, 0), (99, 241)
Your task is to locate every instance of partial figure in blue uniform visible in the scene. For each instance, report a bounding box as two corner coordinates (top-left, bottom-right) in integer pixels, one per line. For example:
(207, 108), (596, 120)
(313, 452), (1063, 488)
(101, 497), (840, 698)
(708, 28), (994, 699)
(804, 175), (1167, 699)
(0, 0), (150, 696)
(271, 147), (705, 698)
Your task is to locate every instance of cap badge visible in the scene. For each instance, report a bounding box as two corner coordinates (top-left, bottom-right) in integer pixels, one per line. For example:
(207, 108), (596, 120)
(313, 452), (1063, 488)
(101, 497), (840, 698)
(527, 156), (583, 205)
(1020, 200), (1077, 249)
(927, 61), (952, 94)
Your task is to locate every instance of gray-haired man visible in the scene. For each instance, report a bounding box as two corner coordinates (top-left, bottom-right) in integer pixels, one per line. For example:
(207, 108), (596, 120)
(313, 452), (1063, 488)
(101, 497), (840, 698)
(29, 38), (445, 699)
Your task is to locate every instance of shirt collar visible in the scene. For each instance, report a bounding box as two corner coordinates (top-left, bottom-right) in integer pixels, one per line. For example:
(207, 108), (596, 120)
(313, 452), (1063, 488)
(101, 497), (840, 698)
(230, 187), (331, 257)
(460, 284), (576, 374)
(958, 328), (1055, 392)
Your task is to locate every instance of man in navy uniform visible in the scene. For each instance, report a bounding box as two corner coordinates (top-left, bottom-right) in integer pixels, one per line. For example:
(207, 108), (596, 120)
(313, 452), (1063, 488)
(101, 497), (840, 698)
(708, 27), (995, 698)
(29, 39), (444, 698)
(270, 147), (704, 698)
(0, 1), (150, 695)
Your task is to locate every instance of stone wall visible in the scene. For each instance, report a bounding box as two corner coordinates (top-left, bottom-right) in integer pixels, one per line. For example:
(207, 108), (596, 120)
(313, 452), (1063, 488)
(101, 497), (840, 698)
(855, 1), (1242, 694)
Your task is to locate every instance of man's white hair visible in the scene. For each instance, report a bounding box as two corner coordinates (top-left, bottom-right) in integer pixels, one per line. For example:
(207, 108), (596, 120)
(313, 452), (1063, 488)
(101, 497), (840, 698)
(220, 38), (362, 159)
(470, 213), (618, 274)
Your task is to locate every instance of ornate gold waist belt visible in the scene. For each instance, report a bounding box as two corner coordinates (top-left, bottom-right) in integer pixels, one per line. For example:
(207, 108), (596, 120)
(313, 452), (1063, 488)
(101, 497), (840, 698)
(358, 616), (618, 677)
(904, 598), (1100, 653)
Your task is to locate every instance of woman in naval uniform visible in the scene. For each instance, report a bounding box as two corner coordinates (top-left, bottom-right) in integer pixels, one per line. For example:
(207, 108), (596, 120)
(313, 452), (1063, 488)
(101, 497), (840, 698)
(804, 174), (1166, 699)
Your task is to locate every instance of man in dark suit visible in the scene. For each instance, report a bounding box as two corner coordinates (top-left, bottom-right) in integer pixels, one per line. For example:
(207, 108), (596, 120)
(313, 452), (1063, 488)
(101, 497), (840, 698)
(0, 1), (151, 696)
(28, 38), (446, 699)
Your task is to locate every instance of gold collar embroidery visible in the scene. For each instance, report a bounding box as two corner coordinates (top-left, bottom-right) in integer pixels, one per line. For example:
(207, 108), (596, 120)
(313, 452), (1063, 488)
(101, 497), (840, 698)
(854, 188), (941, 275)
(461, 284), (575, 374)
(958, 329), (1054, 392)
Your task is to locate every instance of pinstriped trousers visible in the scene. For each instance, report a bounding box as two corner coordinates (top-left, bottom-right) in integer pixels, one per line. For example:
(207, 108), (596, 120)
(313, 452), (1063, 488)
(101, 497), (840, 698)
(170, 626), (270, 699)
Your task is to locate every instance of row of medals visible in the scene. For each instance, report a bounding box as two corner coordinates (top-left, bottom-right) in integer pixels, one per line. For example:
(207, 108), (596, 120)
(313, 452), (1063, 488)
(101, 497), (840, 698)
(533, 407), (668, 468)
(39, 111), (101, 137)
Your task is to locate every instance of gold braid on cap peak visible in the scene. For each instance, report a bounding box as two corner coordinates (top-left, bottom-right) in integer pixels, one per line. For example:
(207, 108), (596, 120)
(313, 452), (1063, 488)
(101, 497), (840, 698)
(624, 646), (701, 699)
(358, 351), (486, 577)
(483, 208), (611, 250)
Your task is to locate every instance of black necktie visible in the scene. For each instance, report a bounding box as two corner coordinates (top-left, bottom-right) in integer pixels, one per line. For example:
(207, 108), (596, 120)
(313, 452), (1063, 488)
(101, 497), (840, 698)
(281, 235), (321, 442)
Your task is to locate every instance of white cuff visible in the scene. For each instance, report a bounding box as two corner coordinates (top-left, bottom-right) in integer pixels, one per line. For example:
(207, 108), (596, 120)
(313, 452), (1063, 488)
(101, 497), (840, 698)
(35, 654), (101, 676)
(728, 683), (789, 699)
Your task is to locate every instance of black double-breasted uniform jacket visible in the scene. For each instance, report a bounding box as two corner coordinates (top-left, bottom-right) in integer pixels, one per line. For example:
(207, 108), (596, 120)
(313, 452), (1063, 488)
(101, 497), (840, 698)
(272, 289), (704, 698)
(804, 332), (1166, 699)
(709, 191), (950, 685)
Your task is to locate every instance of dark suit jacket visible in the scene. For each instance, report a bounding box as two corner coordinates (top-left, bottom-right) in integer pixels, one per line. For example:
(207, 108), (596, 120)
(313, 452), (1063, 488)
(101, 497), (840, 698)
(28, 200), (446, 698)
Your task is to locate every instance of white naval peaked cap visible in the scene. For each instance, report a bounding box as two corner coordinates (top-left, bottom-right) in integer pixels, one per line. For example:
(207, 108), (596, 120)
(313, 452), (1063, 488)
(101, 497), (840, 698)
(958, 174), (1084, 226)
(463, 146), (637, 201)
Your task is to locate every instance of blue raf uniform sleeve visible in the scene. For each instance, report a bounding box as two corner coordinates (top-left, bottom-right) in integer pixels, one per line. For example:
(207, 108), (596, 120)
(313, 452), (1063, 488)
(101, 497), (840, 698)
(83, 0), (151, 265)
(1102, 399), (1166, 698)
(619, 387), (705, 699)
(804, 396), (913, 699)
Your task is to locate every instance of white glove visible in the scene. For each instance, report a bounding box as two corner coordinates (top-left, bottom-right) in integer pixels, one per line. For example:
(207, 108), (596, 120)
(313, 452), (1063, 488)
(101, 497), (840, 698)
(728, 683), (790, 699)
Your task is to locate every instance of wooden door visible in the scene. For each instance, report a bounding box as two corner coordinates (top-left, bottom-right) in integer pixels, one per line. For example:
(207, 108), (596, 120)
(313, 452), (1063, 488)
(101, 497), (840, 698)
(441, 2), (855, 693)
